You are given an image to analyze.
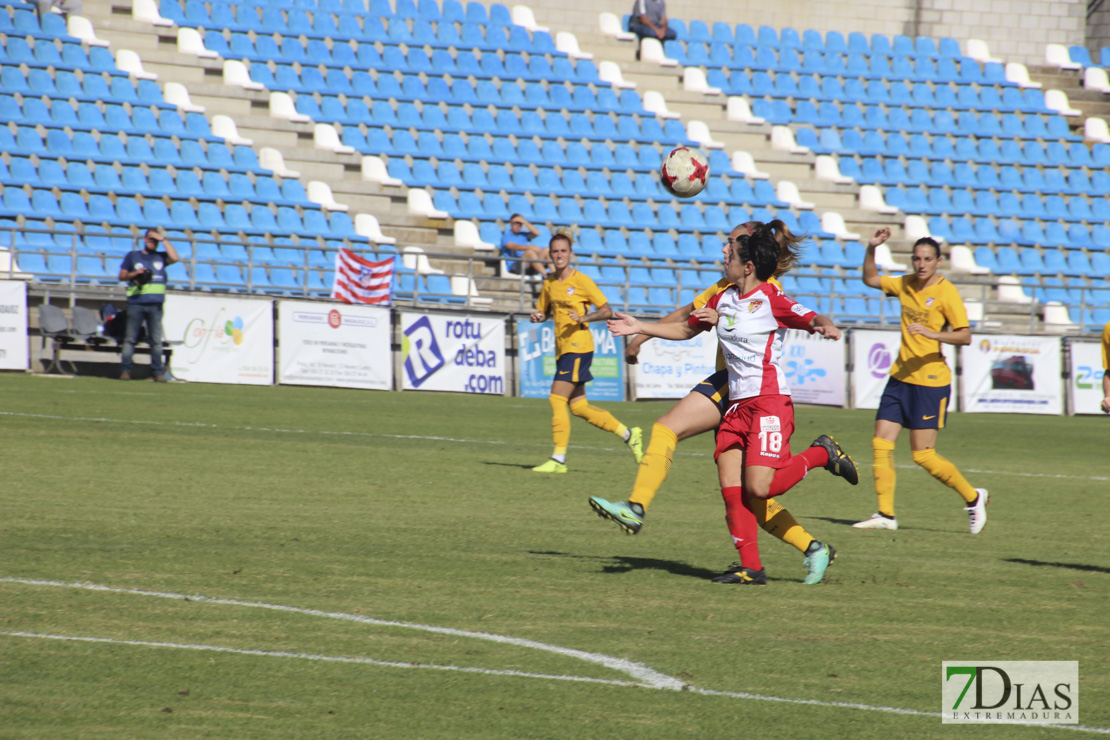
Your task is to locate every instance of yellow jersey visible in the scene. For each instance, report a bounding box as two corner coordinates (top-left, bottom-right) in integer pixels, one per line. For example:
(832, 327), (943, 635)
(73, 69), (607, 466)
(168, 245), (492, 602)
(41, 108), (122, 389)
(693, 277), (783, 371)
(536, 269), (610, 357)
(880, 275), (969, 387)
(1101, 321), (1110, 370)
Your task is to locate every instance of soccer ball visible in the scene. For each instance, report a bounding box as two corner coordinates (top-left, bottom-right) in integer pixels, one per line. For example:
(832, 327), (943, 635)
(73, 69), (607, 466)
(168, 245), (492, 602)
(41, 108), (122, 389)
(660, 146), (709, 198)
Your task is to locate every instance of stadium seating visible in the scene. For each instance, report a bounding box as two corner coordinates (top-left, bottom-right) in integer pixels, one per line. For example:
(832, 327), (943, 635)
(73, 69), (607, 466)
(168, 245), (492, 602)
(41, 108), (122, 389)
(1, 1), (1108, 326)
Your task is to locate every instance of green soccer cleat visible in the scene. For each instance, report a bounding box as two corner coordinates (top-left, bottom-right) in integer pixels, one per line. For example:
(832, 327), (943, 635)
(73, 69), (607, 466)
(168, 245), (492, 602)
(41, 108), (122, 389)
(626, 426), (644, 464)
(810, 435), (859, 486)
(532, 458), (567, 474)
(589, 496), (644, 534)
(709, 563), (767, 585)
(802, 541), (837, 585)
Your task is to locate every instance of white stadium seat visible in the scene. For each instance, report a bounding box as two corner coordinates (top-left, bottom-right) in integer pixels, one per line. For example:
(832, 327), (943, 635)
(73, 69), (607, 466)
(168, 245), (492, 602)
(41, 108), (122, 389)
(599, 12), (635, 41)
(260, 147), (300, 178)
(308, 181), (348, 212)
(407, 190), (449, 220)
(361, 156), (402, 187)
(224, 60), (265, 91)
(314, 124), (355, 154)
(177, 27), (218, 58)
(115, 49), (157, 80)
(133, 0), (173, 26)
(165, 82), (205, 112)
(211, 115), (253, 146)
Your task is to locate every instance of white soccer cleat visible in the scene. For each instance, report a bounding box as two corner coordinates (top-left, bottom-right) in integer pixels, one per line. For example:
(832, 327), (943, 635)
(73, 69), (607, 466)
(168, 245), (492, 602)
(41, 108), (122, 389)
(966, 489), (989, 534)
(852, 513), (898, 530)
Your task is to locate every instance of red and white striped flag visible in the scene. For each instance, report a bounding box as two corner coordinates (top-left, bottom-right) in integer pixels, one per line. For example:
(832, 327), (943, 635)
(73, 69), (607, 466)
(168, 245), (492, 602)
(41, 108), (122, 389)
(332, 248), (393, 305)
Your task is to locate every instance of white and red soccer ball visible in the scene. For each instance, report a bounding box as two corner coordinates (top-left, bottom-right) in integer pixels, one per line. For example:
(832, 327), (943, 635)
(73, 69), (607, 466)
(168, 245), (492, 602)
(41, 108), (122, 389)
(660, 146), (709, 198)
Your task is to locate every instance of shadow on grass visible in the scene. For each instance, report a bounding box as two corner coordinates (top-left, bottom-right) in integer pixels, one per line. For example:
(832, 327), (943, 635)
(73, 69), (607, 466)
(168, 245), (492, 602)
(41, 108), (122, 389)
(482, 461), (541, 470)
(1005, 558), (1110, 574)
(530, 550), (722, 581)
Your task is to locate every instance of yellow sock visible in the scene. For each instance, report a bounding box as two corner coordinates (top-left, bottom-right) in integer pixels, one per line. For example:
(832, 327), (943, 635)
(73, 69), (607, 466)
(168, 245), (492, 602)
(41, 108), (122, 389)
(873, 437), (897, 517)
(753, 497), (814, 554)
(912, 448), (978, 503)
(568, 397), (622, 436)
(549, 394), (570, 454)
(629, 423), (678, 510)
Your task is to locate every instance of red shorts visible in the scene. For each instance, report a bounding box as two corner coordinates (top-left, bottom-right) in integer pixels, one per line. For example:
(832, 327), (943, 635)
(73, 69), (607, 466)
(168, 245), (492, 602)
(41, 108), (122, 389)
(714, 395), (796, 469)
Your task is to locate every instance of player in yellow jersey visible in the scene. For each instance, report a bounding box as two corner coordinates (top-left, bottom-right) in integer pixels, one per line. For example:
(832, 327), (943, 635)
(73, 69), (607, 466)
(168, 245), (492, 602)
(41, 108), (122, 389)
(589, 221), (857, 585)
(1101, 320), (1110, 413)
(853, 228), (988, 534)
(529, 232), (643, 473)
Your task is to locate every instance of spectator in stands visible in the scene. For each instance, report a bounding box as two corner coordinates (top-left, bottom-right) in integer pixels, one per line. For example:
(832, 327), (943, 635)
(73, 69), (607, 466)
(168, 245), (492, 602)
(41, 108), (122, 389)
(1101, 320), (1110, 413)
(628, 0), (676, 42)
(35, 0), (82, 19)
(500, 214), (549, 279)
(118, 229), (179, 382)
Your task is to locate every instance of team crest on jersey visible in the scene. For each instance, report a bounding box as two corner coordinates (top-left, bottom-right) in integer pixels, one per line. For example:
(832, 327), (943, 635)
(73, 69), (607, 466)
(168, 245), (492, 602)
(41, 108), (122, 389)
(566, 286), (575, 296)
(925, 297), (935, 307)
(747, 300), (763, 313)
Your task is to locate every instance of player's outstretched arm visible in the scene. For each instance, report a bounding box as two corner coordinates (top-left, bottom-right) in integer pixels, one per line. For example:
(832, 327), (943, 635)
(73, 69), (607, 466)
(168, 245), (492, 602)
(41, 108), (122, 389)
(625, 302), (695, 363)
(862, 227), (890, 290)
(609, 312), (700, 341)
(810, 314), (842, 341)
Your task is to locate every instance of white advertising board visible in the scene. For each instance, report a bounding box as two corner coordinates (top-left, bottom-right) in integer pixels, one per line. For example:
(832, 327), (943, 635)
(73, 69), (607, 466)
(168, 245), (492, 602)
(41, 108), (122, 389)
(0, 281), (28, 370)
(278, 301), (391, 390)
(163, 294), (274, 385)
(960, 334), (1062, 414)
(632, 331), (719, 399)
(399, 312), (506, 394)
(781, 328), (846, 407)
(851, 330), (957, 410)
(1068, 341), (1106, 415)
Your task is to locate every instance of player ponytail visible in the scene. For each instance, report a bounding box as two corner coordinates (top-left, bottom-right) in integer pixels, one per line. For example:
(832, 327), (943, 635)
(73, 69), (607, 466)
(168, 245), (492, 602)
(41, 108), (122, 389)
(762, 219), (804, 277)
(736, 219), (804, 277)
(746, 227), (782, 281)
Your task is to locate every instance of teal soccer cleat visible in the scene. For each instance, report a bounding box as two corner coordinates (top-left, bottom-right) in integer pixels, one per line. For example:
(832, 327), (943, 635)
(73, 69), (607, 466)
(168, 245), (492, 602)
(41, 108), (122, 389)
(589, 496), (644, 535)
(802, 541), (837, 585)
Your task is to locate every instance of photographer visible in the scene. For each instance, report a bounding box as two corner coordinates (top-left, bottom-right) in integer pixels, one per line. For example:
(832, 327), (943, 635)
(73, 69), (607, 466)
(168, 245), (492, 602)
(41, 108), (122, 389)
(118, 229), (179, 381)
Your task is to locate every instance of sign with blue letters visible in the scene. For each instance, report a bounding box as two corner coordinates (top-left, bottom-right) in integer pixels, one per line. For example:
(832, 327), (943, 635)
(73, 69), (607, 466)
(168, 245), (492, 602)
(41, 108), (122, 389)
(517, 317), (625, 401)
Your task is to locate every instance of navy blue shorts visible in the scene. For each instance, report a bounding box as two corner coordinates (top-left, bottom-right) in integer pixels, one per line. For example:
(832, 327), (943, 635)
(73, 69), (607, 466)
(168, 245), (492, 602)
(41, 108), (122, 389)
(691, 369), (730, 415)
(876, 377), (950, 429)
(555, 352), (593, 384)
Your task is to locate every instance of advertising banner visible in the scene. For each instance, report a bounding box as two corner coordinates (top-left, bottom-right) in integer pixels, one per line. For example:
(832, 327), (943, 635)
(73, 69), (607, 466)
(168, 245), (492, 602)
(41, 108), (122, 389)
(163, 294), (274, 385)
(781, 328), (846, 407)
(0, 281), (28, 370)
(400, 312), (506, 394)
(518, 317), (624, 401)
(277, 301), (391, 390)
(851, 330), (957, 410)
(1068, 340), (1106, 415)
(631, 331), (718, 399)
(960, 334), (1062, 414)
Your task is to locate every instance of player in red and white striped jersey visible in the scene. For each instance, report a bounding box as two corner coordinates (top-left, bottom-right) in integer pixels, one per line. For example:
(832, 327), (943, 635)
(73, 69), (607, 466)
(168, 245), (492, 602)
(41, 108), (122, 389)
(609, 224), (859, 585)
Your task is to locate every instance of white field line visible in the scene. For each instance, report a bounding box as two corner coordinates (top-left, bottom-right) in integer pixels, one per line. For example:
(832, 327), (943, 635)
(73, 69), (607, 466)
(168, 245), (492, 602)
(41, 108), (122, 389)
(3, 579), (1108, 733)
(0, 411), (1106, 483)
(0, 578), (682, 690)
(0, 631), (639, 688)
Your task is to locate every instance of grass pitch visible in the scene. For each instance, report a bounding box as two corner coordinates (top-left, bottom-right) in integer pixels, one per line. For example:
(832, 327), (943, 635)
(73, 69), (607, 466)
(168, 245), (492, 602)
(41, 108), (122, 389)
(0, 374), (1106, 739)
